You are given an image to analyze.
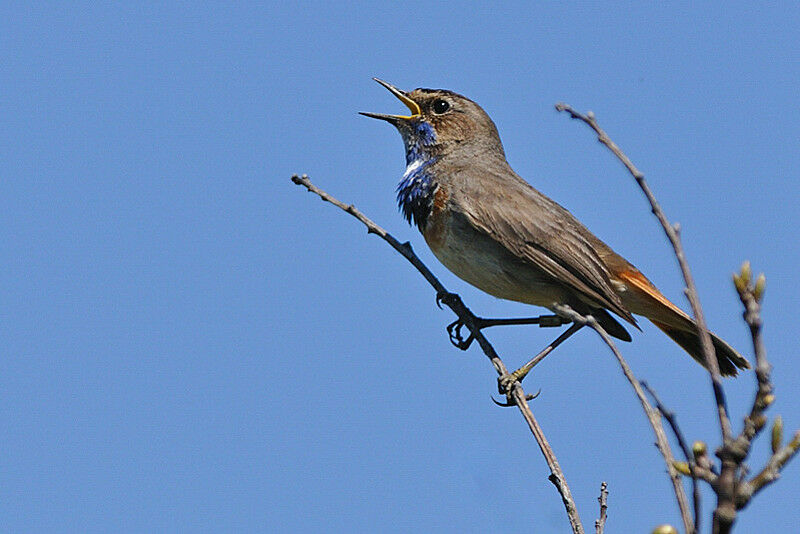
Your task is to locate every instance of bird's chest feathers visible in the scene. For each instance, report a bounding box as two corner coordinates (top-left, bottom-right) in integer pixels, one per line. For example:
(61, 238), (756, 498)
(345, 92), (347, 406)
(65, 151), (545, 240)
(396, 157), (437, 227)
(396, 121), (441, 230)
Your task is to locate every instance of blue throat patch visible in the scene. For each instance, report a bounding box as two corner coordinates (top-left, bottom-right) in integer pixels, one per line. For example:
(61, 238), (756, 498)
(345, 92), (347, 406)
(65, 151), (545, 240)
(397, 121), (437, 229)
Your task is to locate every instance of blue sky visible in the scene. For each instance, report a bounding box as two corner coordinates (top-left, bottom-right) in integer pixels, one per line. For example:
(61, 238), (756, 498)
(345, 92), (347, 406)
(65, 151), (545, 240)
(3, 2), (799, 532)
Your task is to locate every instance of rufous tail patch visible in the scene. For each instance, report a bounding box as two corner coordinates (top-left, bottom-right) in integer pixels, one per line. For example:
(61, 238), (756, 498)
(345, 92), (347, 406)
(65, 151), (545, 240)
(617, 269), (688, 319)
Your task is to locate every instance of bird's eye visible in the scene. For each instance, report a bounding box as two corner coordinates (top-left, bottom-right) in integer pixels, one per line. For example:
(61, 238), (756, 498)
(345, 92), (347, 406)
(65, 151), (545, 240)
(432, 99), (450, 114)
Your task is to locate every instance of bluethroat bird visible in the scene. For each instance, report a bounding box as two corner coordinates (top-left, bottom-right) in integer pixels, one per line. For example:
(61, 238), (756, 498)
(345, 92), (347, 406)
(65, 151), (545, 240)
(361, 78), (749, 376)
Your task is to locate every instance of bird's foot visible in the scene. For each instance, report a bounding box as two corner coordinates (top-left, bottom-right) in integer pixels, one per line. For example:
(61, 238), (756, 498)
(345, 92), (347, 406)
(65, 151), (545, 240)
(436, 291), (572, 350)
(492, 388), (541, 407)
(436, 291), (480, 350)
(446, 317), (477, 350)
(435, 291), (460, 310)
(497, 366), (534, 396)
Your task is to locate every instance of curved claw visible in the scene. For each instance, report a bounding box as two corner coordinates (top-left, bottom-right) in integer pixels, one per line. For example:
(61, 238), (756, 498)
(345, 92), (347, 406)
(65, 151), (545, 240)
(491, 390), (540, 407)
(436, 291), (458, 310)
(492, 396), (517, 407)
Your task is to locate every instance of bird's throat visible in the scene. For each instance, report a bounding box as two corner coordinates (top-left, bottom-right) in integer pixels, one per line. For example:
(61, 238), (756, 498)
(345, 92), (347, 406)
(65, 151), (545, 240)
(396, 120), (439, 230)
(397, 155), (437, 230)
(401, 120), (437, 165)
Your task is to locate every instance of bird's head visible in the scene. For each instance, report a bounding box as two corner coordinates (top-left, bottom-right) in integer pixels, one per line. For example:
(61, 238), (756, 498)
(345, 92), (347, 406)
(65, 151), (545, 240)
(360, 78), (505, 164)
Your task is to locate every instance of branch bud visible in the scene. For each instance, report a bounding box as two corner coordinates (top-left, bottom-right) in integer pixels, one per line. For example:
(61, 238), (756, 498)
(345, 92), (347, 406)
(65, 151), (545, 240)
(772, 416), (783, 454)
(763, 393), (775, 407)
(692, 440), (707, 459)
(672, 461), (691, 476)
(754, 273), (766, 302)
(733, 274), (746, 294)
(740, 260), (752, 284)
(652, 525), (679, 534)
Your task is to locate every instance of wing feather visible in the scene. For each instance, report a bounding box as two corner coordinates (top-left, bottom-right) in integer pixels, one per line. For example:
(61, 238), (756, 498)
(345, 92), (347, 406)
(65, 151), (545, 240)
(452, 167), (636, 325)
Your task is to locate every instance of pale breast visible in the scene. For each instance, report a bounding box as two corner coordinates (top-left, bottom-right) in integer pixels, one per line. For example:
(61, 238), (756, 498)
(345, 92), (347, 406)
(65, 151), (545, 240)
(423, 199), (564, 307)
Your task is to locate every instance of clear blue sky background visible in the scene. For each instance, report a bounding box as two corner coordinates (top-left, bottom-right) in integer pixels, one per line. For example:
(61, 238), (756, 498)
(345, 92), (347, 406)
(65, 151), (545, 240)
(3, 2), (799, 532)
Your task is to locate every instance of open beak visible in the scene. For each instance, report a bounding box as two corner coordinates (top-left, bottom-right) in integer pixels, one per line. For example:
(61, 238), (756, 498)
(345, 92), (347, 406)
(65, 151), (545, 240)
(359, 78), (421, 123)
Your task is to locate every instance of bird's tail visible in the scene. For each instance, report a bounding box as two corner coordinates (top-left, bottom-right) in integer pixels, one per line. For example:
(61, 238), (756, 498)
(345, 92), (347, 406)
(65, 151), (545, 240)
(650, 319), (749, 376)
(617, 269), (750, 376)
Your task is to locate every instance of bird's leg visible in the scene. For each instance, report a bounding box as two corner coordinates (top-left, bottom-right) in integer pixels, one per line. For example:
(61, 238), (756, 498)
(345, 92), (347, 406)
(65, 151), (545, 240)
(474, 315), (572, 328)
(437, 297), (571, 351)
(498, 323), (585, 395)
(435, 291), (572, 350)
(446, 315), (571, 350)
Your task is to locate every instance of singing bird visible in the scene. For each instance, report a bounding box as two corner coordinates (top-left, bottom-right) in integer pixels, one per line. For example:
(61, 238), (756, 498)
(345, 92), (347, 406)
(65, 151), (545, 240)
(361, 78), (749, 376)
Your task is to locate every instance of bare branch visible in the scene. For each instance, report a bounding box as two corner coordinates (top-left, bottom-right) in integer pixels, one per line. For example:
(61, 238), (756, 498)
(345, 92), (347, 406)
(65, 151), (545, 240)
(595, 482), (608, 534)
(553, 103), (764, 533)
(554, 103), (732, 443)
(734, 265), (772, 446)
(690, 463), (720, 488)
(643, 381), (701, 534)
(292, 174), (584, 534)
(553, 305), (694, 534)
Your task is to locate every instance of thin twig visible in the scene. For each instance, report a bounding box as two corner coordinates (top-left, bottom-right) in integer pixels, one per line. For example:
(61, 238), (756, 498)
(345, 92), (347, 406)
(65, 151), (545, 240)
(554, 103), (731, 441)
(553, 305), (694, 534)
(731, 269), (800, 508)
(734, 267), (772, 446)
(595, 482), (608, 534)
(740, 431), (800, 501)
(292, 174), (584, 534)
(643, 381), (701, 534)
(691, 462), (720, 487)
(555, 103), (742, 533)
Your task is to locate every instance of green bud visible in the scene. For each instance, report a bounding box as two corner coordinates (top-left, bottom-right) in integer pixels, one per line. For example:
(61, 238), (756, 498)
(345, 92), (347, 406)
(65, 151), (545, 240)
(692, 440), (707, 458)
(772, 416), (783, 454)
(740, 261), (752, 284)
(733, 273), (746, 293)
(672, 461), (691, 476)
(652, 525), (679, 534)
(754, 273), (766, 302)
